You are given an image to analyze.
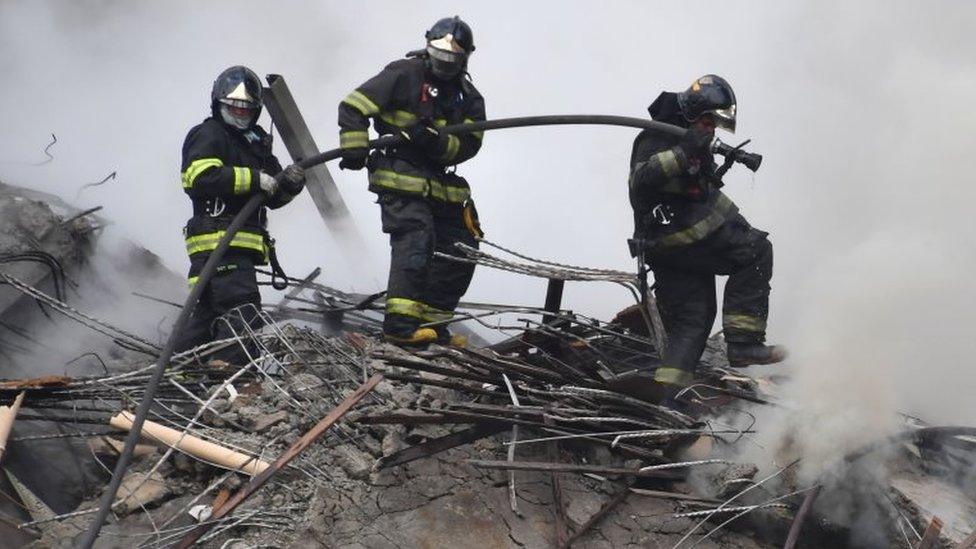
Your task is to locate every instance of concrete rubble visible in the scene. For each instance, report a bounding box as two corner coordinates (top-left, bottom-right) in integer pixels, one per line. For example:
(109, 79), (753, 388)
(0, 182), (974, 548)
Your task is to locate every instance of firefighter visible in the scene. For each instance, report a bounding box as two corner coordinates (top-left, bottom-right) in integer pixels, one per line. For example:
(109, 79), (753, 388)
(338, 16), (486, 346)
(177, 65), (305, 365)
(628, 75), (787, 393)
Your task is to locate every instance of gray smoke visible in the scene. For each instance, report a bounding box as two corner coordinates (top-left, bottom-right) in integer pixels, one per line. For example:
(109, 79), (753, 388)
(1, 0), (975, 517)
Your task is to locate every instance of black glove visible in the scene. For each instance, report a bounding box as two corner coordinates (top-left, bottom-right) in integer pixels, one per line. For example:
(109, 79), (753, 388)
(339, 147), (368, 171)
(281, 163), (305, 195)
(678, 123), (714, 161)
(401, 121), (443, 156)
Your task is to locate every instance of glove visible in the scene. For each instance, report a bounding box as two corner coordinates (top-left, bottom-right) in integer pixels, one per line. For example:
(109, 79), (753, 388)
(258, 172), (279, 195)
(339, 147), (368, 171)
(280, 164), (305, 195)
(401, 121), (443, 156)
(678, 122), (714, 162)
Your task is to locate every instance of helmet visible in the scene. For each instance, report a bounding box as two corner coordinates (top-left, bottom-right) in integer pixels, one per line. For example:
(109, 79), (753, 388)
(676, 74), (737, 133)
(424, 16), (475, 80)
(211, 65), (263, 130)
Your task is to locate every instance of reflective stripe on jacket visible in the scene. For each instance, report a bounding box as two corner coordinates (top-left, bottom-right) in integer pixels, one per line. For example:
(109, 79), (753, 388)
(338, 57), (486, 203)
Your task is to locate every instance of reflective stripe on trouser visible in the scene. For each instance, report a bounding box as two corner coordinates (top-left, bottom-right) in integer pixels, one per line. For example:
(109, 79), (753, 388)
(384, 298), (455, 322)
(185, 230), (267, 258)
(380, 194), (477, 336)
(653, 366), (694, 387)
(368, 169), (470, 204)
(723, 313), (767, 334)
(650, 214), (773, 371)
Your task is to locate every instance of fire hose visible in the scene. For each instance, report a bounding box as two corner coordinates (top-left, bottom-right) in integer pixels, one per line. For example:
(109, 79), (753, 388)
(80, 114), (762, 546)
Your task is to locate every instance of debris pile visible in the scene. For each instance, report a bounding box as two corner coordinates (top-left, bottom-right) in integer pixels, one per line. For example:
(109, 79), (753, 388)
(0, 184), (974, 548)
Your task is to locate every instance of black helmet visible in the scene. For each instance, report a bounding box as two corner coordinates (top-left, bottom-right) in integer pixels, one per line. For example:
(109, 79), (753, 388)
(211, 65), (263, 130)
(676, 74), (737, 133)
(424, 16), (475, 80)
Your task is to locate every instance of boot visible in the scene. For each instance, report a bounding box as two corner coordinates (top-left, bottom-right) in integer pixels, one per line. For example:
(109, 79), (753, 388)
(434, 327), (468, 348)
(384, 327), (438, 346)
(726, 342), (789, 368)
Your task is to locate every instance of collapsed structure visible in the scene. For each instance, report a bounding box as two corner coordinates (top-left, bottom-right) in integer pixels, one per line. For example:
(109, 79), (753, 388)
(0, 180), (974, 548)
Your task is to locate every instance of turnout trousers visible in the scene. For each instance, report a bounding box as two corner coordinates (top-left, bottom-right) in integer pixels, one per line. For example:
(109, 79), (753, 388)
(648, 214), (773, 385)
(379, 193), (479, 336)
(176, 254), (264, 364)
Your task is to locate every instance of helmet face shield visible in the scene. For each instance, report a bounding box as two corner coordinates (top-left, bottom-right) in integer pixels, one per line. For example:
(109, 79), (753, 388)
(425, 16), (474, 80)
(711, 104), (736, 133)
(426, 40), (467, 79)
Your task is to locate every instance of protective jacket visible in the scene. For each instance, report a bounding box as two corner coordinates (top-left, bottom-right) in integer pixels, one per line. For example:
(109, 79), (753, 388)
(338, 56), (486, 204)
(180, 117), (293, 277)
(629, 93), (738, 253)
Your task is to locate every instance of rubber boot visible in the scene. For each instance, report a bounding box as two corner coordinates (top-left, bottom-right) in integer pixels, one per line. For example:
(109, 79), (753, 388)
(727, 343), (789, 368)
(384, 327), (438, 347)
(434, 327), (468, 348)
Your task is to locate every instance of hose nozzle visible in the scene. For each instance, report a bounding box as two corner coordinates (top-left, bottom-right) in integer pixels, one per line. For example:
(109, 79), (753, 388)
(712, 137), (763, 172)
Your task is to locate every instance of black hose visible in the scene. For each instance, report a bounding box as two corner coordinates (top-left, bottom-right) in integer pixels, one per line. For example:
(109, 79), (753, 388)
(79, 114), (744, 546)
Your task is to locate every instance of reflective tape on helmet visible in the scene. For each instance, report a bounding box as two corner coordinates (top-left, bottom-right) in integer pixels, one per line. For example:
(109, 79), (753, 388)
(185, 230), (266, 257)
(428, 180), (470, 203)
(340, 130), (369, 149)
(386, 297), (428, 320)
(342, 90), (380, 116)
(379, 110), (419, 128)
(653, 366), (693, 387)
(723, 313), (767, 334)
(653, 193), (735, 249)
(438, 135), (461, 164)
(233, 166), (252, 194)
(182, 158), (224, 189)
(368, 170), (429, 194)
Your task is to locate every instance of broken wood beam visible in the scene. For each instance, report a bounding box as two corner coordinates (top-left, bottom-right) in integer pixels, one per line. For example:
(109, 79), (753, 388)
(174, 373), (382, 549)
(467, 459), (682, 479)
(377, 423), (508, 469)
(916, 516), (943, 549)
(109, 412), (269, 476)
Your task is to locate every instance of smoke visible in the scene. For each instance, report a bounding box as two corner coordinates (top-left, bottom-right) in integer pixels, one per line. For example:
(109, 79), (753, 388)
(1, 0), (974, 495)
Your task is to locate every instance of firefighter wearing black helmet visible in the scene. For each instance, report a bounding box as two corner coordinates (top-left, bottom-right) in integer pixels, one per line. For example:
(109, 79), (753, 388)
(338, 16), (486, 346)
(176, 65), (306, 365)
(629, 75), (787, 391)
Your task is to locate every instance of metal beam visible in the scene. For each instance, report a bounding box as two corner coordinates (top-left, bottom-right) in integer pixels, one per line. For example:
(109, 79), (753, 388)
(262, 74), (371, 266)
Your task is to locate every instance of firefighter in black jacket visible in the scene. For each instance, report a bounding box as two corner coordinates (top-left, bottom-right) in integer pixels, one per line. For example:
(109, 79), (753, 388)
(177, 65), (305, 365)
(338, 16), (486, 346)
(629, 75), (787, 391)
